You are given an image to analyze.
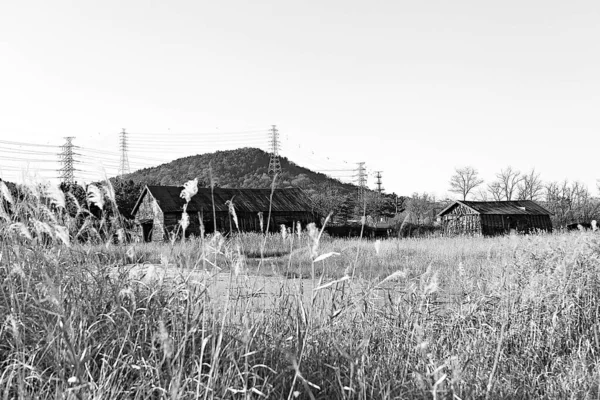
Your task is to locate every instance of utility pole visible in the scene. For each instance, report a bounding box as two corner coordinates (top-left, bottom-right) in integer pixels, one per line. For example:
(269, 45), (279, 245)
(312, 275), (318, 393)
(268, 125), (282, 176)
(59, 137), (76, 184)
(119, 128), (130, 177)
(354, 162), (367, 205)
(375, 171), (384, 195)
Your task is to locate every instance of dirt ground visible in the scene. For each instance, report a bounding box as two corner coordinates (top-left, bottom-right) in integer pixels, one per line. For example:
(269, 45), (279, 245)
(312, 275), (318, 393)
(124, 263), (399, 319)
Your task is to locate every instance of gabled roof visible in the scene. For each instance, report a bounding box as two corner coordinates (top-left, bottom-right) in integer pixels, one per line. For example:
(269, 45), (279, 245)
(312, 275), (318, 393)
(438, 200), (553, 217)
(132, 185), (316, 215)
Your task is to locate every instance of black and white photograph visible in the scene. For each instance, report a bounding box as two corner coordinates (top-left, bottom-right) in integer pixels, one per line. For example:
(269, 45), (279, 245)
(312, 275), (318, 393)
(1, 0), (600, 398)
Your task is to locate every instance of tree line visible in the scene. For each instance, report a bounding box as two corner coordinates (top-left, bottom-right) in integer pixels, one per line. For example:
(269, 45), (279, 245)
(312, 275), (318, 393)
(449, 166), (600, 227)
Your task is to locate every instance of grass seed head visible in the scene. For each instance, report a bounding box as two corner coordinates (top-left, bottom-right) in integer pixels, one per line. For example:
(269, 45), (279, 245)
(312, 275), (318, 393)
(307, 223), (319, 257)
(33, 219), (54, 238)
(280, 224), (287, 240)
(179, 211), (190, 231)
(103, 181), (116, 205)
(86, 185), (104, 210)
(126, 246), (135, 261)
(54, 225), (70, 247)
(46, 184), (65, 209)
(9, 222), (32, 240)
(157, 320), (174, 359)
(116, 228), (125, 244)
(0, 203), (9, 222)
(0, 180), (14, 204)
(5, 314), (20, 343)
(180, 178), (198, 203)
(226, 199), (239, 230)
(65, 192), (82, 215)
(258, 212), (264, 233)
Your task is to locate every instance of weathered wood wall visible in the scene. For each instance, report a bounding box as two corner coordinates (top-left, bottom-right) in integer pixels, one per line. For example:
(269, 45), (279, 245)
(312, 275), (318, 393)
(442, 209), (553, 236)
(135, 192), (165, 242)
(441, 203), (482, 235)
(480, 214), (552, 236)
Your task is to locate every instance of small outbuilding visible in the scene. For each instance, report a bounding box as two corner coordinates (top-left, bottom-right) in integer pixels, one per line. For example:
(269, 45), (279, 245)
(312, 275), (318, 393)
(438, 200), (553, 236)
(131, 185), (319, 242)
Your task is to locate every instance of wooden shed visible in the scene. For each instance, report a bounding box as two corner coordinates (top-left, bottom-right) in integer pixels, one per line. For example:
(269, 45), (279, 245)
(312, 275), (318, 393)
(131, 185), (319, 242)
(438, 200), (553, 236)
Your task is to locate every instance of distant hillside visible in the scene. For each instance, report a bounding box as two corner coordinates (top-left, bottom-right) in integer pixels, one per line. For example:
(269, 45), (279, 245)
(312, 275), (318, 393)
(123, 147), (357, 195)
(119, 147), (364, 218)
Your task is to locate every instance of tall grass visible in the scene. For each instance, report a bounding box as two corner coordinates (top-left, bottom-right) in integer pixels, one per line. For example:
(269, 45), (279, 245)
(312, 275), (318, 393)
(2, 180), (600, 398)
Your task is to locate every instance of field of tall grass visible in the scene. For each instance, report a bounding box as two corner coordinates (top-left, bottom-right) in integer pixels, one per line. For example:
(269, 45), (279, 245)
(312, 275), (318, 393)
(2, 180), (600, 399)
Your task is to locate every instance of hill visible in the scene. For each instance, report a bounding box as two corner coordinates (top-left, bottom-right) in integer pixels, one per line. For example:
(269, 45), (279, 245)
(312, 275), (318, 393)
(123, 147), (355, 192)
(116, 147), (387, 219)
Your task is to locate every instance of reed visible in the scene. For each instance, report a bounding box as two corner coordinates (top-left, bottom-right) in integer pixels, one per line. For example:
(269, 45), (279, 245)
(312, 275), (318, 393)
(1, 178), (600, 399)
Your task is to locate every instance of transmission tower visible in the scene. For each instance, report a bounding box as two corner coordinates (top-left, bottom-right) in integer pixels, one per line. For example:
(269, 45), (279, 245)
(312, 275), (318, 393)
(375, 171), (384, 195)
(119, 128), (130, 177)
(59, 137), (76, 184)
(354, 162), (367, 204)
(268, 125), (282, 176)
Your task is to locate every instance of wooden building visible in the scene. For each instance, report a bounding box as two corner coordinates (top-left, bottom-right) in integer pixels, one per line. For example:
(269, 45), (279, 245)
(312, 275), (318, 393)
(438, 200), (553, 236)
(131, 185), (319, 242)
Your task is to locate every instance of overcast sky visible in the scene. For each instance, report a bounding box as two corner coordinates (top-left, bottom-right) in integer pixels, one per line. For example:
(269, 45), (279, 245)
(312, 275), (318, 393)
(1, 0), (599, 197)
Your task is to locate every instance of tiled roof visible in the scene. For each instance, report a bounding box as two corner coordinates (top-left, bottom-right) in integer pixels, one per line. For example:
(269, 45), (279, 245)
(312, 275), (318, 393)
(133, 185), (315, 215)
(438, 200), (552, 216)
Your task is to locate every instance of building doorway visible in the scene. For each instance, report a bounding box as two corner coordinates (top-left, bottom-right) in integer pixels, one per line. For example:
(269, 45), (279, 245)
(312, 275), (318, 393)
(141, 222), (154, 242)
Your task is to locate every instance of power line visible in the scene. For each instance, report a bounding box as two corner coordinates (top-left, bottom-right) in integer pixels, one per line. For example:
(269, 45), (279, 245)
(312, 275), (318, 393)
(0, 146), (60, 156)
(317, 169), (355, 172)
(127, 129), (267, 136)
(126, 138), (267, 146)
(78, 147), (167, 162)
(1, 156), (58, 163)
(0, 140), (60, 148)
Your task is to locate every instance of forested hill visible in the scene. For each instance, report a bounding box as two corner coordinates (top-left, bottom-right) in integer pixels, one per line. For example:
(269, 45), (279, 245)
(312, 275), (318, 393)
(123, 147), (357, 195)
(114, 147), (374, 218)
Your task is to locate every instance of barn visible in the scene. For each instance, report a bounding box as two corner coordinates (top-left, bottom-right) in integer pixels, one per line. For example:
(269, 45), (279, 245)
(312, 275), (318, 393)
(438, 200), (553, 236)
(131, 185), (319, 242)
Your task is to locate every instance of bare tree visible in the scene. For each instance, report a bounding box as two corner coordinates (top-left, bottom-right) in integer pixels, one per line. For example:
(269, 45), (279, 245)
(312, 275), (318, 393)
(448, 166), (484, 200)
(545, 180), (600, 226)
(487, 181), (504, 201)
(474, 188), (490, 201)
(490, 166), (523, 201)
(406, 192), (436, 225)
(517, 168), (544, 201)
(545, 180), (571, 226)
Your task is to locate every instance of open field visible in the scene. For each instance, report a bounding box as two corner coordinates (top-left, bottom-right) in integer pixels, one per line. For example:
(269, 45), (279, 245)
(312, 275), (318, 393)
(3, 223), (600, 399)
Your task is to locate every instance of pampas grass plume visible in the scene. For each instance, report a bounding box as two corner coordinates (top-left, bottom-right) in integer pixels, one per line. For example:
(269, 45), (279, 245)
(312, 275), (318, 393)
(46, 184), (65, 209)
(55, 225), (70, 247)
(280, 224), (287, 240)
(374, 239), (381, 255)
(87, 185), (104, 210)
(180, 212), (190, 231)
(0, 181), (13, 204)
(180, 178), (198, 203)
(103, 182), (116, 205)
(9, 222), (32, 240)
(258, 212), (264, 233)
(226, 199), (238, 230)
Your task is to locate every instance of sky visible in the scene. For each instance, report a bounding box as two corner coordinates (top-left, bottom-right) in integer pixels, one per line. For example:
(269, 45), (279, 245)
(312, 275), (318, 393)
(1, 0), (599, 198)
